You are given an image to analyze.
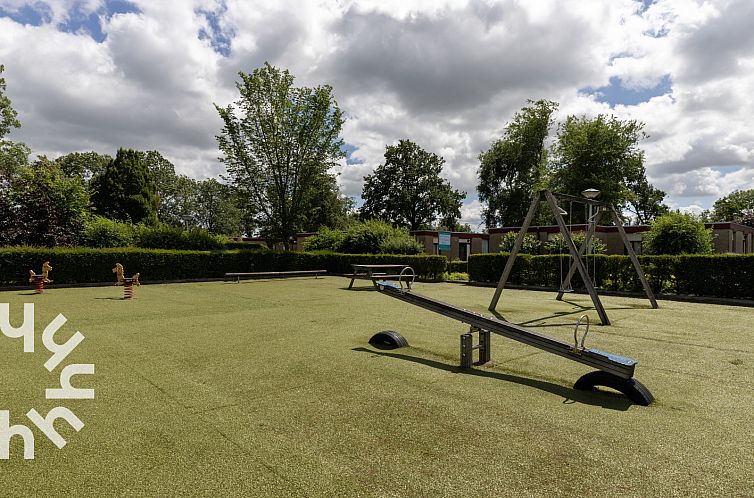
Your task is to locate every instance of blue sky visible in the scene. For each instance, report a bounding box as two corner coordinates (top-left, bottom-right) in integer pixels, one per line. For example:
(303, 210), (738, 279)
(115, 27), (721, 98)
(1, 0), (753, 226)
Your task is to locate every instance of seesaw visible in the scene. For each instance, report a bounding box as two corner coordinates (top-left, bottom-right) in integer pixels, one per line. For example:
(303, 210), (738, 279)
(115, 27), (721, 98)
(370, 270), (654, 406)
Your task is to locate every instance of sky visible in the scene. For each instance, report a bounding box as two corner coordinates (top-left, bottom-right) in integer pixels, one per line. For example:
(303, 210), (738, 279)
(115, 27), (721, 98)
(1, 0), (753, 229)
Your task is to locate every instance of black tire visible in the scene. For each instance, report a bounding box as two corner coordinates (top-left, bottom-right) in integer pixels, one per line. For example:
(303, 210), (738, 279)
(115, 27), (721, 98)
(574, 370), (655, 406)
(369, 330), (408, 350)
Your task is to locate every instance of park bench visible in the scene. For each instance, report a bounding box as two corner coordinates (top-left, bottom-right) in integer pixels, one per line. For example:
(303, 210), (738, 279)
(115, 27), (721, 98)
(225, 270), (327, 283)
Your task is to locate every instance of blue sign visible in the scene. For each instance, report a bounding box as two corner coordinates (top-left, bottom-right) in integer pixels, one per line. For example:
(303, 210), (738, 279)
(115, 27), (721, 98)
(438, 231), (451, 251)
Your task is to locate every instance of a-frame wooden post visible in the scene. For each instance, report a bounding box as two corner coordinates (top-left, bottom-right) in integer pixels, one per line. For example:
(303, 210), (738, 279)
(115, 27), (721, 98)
(488, 193), (542, 311)
(556, 219), (597, 301)
(608, 208), (659, 309)
(544, 191), (611, 325)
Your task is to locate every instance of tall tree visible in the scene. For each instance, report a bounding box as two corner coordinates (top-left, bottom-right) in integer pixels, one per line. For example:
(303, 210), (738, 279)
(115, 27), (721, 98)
(90, 148), (159, 224)
(55, 151), (111, 183)
(216, 62), (345, 249)
(549, 114), (657, 224)
(0, 158), (89, 246)
(626, 177), (669, 224)
(194, 178), (243, 235)
(711, 189), (754, 222)
(0, 64), (30, 178)
(477, 99), (558, 227)
(360, 139), (465, 231)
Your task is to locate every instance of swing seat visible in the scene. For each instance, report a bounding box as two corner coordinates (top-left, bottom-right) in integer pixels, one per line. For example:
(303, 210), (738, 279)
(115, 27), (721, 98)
(559, 288), (574, 293)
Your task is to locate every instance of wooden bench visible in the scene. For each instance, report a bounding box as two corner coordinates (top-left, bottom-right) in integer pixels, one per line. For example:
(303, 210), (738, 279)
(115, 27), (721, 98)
(225, 270), (327, 283)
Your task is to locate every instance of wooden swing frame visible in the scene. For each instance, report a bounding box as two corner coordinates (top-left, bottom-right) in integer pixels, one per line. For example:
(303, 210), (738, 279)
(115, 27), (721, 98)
(488, 190), (658, 325)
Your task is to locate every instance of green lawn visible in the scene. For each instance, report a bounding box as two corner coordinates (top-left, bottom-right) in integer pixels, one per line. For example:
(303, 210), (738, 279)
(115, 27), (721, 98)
(1, 278), (752, 496)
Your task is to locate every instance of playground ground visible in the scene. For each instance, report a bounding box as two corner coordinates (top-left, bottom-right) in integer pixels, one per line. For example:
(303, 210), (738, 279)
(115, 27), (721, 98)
(0, 277), (752, 496)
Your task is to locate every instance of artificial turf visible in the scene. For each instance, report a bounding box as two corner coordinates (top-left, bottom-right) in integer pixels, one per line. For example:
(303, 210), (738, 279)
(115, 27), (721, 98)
(0, 278), (752, 496)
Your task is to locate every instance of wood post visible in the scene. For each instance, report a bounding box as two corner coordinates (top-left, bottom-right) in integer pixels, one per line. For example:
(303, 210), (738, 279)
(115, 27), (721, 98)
(609, 208), (658, 309)
(544, 191), (610, 325)
(489, 193), (542, 311)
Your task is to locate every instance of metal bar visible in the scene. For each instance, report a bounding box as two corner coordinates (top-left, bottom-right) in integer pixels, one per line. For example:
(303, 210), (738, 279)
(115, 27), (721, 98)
(489, 192), (542, 311)
(375, 282), (636, 378)
(549, 191), (613, 208)
(545, 191), (610, 325)
(609, 208), (659, 309)
(556, 218), (597, 301)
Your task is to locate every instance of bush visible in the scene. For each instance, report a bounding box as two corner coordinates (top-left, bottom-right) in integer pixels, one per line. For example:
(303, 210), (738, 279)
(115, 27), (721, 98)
(543, 231), (607, 254)
(79, 216), (135, 248)
(302, 227), (346, 252)
(448, 260), (467, 273)
(644, 212), (713, 255)
(499, 231), (541, 254)
(443, 272), (469, 281)
(302, 220), (422, 255)
(134, 225), (225, 251)
(378, 235), (423, 255)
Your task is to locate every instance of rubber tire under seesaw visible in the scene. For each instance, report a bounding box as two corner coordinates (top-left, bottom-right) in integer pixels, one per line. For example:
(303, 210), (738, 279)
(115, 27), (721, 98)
(369, 330), (409, 350)
(574, 370), (655, 406)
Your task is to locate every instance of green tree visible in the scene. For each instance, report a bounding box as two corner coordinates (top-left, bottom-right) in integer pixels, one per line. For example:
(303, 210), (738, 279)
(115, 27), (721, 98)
(627, 177), (669, 224)
(478, 100), (558, 227)
(90, 148), (159, 224)
(711, 189), (754, 222)
(361, 139), (465, 231)
(55, 151), (111, 183)
(643, 212), (713, 255)
(302, 219), (422, 254)
(216, 63), (345, 249)
(194, 178), (242, 235)
(549, 114), (654, 223)
(0, 158), (89, 246)
(0, 64), (19, 139)
(0, 64), (30, 178)
(298, 171), (356, 231)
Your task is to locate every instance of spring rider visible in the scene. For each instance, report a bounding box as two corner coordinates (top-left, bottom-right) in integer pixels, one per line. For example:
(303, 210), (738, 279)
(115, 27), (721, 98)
(29, 261), (53, 294)
(113, 263), (140, 299)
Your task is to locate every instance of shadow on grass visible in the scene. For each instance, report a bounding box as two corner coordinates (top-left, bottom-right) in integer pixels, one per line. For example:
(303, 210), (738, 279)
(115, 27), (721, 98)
(93, 297), (127, 300)
(352, 347), (632, 411)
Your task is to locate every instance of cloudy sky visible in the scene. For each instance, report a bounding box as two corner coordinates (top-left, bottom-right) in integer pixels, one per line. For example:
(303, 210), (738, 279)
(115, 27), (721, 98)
(1, 0), (753, 228)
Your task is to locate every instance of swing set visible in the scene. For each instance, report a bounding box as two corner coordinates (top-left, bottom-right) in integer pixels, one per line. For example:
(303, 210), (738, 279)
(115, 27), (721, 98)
(489, 190), (658, 325)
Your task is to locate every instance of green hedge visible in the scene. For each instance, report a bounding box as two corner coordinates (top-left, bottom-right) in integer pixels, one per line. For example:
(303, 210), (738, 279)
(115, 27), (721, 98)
(0, 248), (447, 285)
(468, 253), (754, 299)
(448, 260), (467, 273)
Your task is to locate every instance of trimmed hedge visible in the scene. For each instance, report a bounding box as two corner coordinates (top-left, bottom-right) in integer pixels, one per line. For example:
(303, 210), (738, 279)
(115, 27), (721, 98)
(468, 253), (754, 299)
(0, 248), (447, 285)
(448, 260), (467, 274)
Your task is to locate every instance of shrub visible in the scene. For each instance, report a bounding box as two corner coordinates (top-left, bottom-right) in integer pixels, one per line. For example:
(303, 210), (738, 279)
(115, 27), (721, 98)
(134, 225), (225, 251)
(499, 231), (541, 254)
(378, 235), (423, 255)
(543, 231), (607, 254)
(302, 227), (346, 252)
(303, 220), (422, 255)
(448, 260), (467, 273)
(644, 212), (713, 255)
(79, 216), (135, 248)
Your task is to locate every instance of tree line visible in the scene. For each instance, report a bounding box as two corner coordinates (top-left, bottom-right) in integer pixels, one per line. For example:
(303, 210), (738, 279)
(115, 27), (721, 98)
(1, 62), (751, 250)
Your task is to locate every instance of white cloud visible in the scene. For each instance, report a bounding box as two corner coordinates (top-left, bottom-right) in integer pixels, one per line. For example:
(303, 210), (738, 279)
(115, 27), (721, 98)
(0, 0), (752, 228)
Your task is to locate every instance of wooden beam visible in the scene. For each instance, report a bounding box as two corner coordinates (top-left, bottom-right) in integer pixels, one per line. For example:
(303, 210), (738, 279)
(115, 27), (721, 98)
(544, 191), (611, 325)
(556, 220), (597, 301)
(609, 209), (659, 309)
(489, 192), (542, 311)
